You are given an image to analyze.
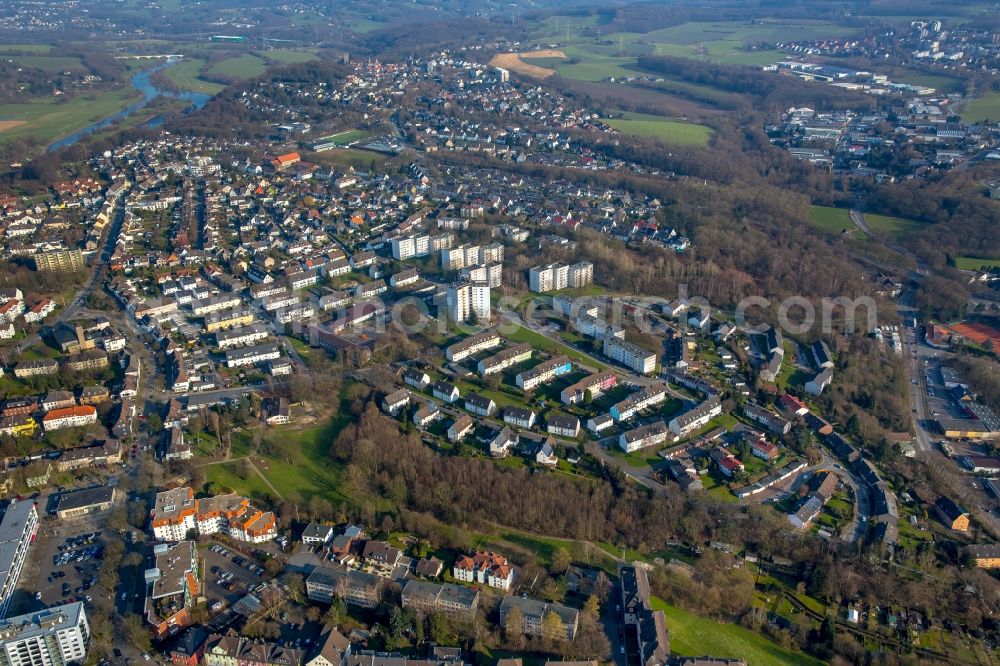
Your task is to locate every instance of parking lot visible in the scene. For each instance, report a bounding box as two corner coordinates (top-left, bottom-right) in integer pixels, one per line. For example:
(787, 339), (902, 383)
(10, 514), (106, 616)
(203, 541), (267, 610)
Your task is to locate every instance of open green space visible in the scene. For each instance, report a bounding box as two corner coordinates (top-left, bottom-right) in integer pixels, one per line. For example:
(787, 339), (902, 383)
(955, 256), (1000, 271)
(506, 325), (608, 371)
(11, 55), (84, 72)
(204, 410), (356, 504)
(652, 597), (824, 666)
(863, 212), (926, 237)
(163, 58), (226, 95)
(207, 53), (267, 79)
(257, 49), (320, 65)
(896, 72), (964, 93)
(807, 206), (855, 236)
(0, 87), (143, 145)
(551, 45), (638, 82)
(606, 112), (713, 147)
(0, 44), (53, 54)
(962, 92), (1000, 123)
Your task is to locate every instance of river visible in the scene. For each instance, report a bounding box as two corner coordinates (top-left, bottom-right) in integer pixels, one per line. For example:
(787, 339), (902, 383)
(48, 58), (213, 152)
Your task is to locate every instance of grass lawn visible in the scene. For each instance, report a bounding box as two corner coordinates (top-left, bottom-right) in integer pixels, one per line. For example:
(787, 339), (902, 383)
(962, 92), (1000, 123)
(205, 409), (355, 504)
(606, 113), (713, 147)
(863, 212), (925, 237)
(0, 87), (143, 146)
(807, 206), (855, 236)
(207, 53), (267, 79)
(955, 256), (1000, 271)
(163, 58), (226, 95)
(651, 597), (824, 666)
(506, 325), (608, 371)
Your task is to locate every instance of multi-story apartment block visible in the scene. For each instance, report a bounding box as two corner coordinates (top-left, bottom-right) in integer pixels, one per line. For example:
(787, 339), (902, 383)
(499, 596), (578, 640)
(603, 337), (657, 374)
(560, 371), (618, 405)
(478, 343), (532, 375)
(224, 344), (281, 368)
(401, 580), (478, 619)
(459, 262), (503, 288)
(214, 324), (270, 350)
(445, 330), (501, 362)
(516, 355), (573, 391)
(0, 500), (38, 617)
(306, 565), (382, 608)
(0, 602), (89, 666)
(528, 263), (569, 293)
(446, 282), (490, 323)
(610, 385), (667, 422)
(390, 234), (430, 260)
(33, 249), (84, 273)
(150, 487), (276, 543)
(620, 420), (670, 453)
(668, 395), (723, 437)
(440, 244), (480, 271)
(452, 551), (516, 590)
(567, 261), (594, 288)
(42, 406), (98, 432)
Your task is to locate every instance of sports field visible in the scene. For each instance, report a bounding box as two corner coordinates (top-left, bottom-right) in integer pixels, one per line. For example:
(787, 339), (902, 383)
(651, 597), (824, 666)
(606, 112), (713, 146)
(949, 322), (1000, 350)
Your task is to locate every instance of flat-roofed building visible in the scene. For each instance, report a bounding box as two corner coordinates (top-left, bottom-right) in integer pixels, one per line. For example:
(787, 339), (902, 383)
(0, 602), (89, 666)
(0, 500), (39, 617)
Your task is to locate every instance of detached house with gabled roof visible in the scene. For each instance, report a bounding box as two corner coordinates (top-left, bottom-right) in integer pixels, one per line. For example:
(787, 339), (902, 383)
(453, 551), (516, 590)
(465, 392), (496, 417)
(448, 415), (474, 442)
(432, 380), (460, 404)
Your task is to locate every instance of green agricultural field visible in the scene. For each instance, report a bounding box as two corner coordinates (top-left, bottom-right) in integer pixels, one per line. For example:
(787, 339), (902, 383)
(258, 49), (320, 65)
(552, 46), (638, 82)
(13, 55), (85, 72)
(956, 256), (1000, 271)
(0, 44), (53, 54)
(652, 598), (824, 666)
(0, 87), (143, 146)
(807, 206), (855, 235)
(207, 53), (267, 79)
(962, 92), (1000, 123)
(163, 58), (226, 95)
(863, 212), (925, 237)
(606, 112), (713, 147)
